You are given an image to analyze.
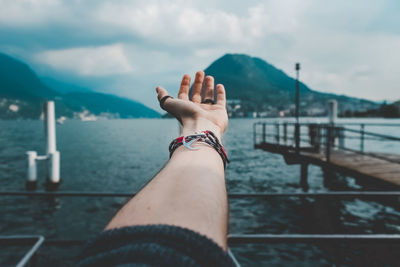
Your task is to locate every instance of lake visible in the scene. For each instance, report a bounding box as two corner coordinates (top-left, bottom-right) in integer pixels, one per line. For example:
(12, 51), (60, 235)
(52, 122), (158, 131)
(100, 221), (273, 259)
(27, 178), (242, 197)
(1, 118), (400, 266)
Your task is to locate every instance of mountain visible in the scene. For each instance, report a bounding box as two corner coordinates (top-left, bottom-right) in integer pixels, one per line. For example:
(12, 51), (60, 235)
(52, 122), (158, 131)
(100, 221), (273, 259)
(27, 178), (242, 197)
(0, 53), (59, 101)
(41, 77), (93, 94)
(204, 54), (378, 116)
(0, 53), (159, 119)
(62, 92), (159, 118)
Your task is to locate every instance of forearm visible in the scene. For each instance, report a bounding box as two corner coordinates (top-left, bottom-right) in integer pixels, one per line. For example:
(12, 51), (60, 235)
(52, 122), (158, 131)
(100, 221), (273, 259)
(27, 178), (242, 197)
(105, 135), (228, 248)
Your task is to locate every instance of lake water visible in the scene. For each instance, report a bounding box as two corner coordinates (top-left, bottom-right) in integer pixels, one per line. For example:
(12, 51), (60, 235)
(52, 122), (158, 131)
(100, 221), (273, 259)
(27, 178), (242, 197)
(1, 118), (400, 266)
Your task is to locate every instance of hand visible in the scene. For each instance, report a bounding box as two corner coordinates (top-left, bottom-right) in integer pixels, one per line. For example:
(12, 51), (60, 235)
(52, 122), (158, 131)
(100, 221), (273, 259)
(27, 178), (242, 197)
(156, 71), (228, 139)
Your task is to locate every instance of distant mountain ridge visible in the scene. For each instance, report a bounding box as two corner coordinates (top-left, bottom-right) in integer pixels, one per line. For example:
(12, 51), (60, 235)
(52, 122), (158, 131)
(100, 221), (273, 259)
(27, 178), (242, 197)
(1, 52), (382, 119)
(41, 77), (93, 94)
(204, 54), (378, 116)
(0, 53), (160, 119)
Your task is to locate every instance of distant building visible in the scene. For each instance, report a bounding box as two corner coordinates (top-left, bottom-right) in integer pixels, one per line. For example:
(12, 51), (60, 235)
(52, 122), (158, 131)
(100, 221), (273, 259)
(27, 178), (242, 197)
(226, 99), (242, 117)
(248, 112), (257, 118)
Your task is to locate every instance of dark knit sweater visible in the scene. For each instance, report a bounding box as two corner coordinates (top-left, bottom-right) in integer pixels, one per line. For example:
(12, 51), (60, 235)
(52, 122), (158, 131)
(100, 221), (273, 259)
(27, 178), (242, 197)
(77, 224), (235, 267)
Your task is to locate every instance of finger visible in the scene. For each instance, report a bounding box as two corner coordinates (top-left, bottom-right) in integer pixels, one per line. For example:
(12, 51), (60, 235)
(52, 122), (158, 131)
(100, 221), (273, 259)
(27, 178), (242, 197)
(156, 86), (173, 110)
(216, 84), (226, 106)
(191, 71), (204, 103)
(178, 74), (191, 100)
(203, 75), (214, 102)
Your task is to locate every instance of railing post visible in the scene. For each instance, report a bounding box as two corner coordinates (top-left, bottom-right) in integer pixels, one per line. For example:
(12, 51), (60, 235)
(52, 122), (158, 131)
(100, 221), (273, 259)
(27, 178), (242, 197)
(338, 127), (345, 149)
(326, 125), (331, 162)
(315, 125), (321, 152)
(275, 123), (280, 144)
(360, 124), (365, 152)
(262, 123), (266, 143)
(295, 123), (300, 154)
(308, 124), (319, 151)
(283, 123), (287, 145)
(253, 123), (256, 146)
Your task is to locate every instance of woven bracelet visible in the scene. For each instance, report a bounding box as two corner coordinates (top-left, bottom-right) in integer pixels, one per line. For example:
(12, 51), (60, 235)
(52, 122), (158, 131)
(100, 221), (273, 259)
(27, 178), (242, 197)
(168, 131), (230, 168)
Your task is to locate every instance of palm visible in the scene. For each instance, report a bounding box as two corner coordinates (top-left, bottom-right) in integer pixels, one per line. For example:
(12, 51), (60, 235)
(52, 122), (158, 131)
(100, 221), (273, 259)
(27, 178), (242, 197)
(157, 71), (228, 134)
(175, 100), (228, 131)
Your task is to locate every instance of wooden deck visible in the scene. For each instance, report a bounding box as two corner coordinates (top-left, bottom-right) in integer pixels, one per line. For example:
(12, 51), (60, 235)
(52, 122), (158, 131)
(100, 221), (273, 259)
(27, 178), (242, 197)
(255, 142), (400, 187)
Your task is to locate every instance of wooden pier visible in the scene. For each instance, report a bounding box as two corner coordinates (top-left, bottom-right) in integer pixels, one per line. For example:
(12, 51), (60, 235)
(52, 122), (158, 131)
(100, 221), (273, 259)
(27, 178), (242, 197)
(254, 122), (400, 190)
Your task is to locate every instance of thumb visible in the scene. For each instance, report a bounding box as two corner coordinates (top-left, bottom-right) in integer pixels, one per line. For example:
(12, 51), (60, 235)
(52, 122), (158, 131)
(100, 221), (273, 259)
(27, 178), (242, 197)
(156, 86), (169, 101)
(156, 86), (174, 112)
(156, 86), (182, 124)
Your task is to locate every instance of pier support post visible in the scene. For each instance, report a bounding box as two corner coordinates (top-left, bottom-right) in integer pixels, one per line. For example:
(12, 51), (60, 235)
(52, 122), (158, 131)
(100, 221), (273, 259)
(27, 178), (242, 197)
(44, 101), (60, 190)
(322, 167), (338, 189)
(295, 124), (300, 154)
(26, 151), (37, 190)
(300, 163), (309, 192)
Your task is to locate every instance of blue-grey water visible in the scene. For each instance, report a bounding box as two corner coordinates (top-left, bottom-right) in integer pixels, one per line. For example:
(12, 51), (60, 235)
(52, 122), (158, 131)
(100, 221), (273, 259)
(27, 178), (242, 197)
(1, 118), (400, 266)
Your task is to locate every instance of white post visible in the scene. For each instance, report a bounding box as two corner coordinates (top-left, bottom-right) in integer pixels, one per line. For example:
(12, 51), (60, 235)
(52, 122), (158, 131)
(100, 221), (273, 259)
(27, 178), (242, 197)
(45, 101), (56, 154)
(328, 99), (338, 150)
(26, 151), (37, 190)
(44, 101), (60, 189)
(48, 151), (60, 183)
(328, 100), (338, 125)
(25, 101), (61, 190)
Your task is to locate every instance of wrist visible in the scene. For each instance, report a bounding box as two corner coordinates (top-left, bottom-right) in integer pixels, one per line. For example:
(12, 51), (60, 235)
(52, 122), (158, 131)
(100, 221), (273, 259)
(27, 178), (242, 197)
(181, 119), (222, 140)
(169, 129), (230, 168)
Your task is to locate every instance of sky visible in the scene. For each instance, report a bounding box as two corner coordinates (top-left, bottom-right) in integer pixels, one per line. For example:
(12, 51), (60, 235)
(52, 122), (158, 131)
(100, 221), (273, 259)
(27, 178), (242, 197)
(1, 0), (399, 110)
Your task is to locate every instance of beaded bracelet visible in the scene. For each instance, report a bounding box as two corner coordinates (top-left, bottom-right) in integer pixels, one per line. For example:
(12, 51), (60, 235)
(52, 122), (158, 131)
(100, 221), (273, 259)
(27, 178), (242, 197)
(168, 130), (230, 168)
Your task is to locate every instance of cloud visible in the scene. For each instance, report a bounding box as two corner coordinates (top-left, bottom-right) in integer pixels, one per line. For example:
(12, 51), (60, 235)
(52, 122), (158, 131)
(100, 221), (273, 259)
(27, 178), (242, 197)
(35, 44), (133, 76)
(0, 0), (66, 27)
(1, 0), (400, 107)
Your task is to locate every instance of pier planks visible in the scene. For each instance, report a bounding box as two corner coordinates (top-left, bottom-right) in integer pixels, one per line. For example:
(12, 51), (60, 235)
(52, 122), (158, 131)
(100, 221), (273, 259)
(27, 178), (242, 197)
(255, 143), (400, 187)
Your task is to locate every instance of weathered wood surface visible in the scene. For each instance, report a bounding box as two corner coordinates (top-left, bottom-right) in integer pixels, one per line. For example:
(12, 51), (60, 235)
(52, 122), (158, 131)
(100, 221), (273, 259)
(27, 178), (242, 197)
(255, 143), (400, 187)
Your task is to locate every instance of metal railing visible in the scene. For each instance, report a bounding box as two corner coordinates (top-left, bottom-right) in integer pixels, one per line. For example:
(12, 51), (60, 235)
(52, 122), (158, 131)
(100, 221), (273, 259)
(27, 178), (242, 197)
(253, 122), (400, 163)
(0, 235), (44, 267)
(3, 190), (400, 198)
(2, 190), (400, 266)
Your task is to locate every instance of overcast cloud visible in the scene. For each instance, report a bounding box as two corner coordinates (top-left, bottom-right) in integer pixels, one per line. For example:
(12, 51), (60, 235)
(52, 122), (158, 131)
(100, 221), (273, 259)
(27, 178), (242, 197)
(0, 0), (399, 110)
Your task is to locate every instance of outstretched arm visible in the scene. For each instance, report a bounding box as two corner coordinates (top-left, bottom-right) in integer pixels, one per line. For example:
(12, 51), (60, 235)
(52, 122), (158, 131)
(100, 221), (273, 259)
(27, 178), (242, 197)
(105, 71), (229, 249)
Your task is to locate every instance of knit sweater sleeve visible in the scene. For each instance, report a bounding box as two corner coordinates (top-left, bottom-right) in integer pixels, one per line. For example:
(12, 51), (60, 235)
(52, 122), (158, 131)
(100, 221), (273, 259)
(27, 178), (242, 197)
(77, 224), (235, 267)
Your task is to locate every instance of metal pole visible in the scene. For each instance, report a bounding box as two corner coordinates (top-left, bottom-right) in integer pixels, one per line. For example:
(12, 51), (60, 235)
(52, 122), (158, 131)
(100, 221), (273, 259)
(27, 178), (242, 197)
(295, 63), (300, 123)
(295, 63), (300, 153)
